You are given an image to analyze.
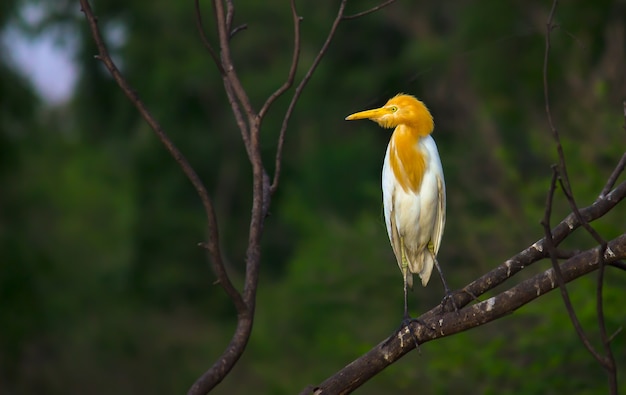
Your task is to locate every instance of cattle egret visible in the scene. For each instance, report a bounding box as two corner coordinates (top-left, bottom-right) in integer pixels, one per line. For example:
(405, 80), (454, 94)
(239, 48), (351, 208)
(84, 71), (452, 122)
(346, 94), (450, 320)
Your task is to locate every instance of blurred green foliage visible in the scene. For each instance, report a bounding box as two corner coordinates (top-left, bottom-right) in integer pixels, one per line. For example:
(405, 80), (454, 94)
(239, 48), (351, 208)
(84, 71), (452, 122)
(1, 0), (625, 394)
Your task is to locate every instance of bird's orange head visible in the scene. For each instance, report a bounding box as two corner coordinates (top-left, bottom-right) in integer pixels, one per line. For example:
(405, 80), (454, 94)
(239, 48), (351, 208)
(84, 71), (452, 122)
(345, 94), (434, 137)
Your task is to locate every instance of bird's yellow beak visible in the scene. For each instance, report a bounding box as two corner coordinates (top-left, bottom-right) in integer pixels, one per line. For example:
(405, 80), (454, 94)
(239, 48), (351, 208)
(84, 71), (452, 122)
(345, 107), (390, 121)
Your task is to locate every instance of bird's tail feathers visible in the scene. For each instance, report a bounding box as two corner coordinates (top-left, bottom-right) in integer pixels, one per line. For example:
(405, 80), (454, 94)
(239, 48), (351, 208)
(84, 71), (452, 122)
(408, 250), (434, 287)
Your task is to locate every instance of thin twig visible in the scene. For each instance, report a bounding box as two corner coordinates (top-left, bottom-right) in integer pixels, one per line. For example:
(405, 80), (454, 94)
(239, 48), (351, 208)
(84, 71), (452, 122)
(213, 0), (256, 121)
(600, 152), (626, 198)
(193, 0), (223, 74)
(195, 0), (252, 157)
(230, 24), (247, 38)
(226, 0), (234, 34)
(223, 80), (254, 158)
(258, 0), (301, 120)
(270, 0), (348, 195)
(558, 178), (607, 246)
(341, 0), (397, 20)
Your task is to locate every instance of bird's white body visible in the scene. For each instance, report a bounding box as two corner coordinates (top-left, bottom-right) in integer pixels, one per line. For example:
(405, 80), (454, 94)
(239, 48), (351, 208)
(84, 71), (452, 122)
(382, 133), (446, 288)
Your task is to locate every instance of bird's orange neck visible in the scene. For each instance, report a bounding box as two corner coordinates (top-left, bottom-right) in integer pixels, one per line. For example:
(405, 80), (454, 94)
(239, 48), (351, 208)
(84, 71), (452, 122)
(389, 125), (427, 193)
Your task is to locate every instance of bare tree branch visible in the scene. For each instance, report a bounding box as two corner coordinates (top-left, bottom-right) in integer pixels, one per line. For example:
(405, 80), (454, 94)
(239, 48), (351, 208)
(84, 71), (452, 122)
(229, 24), (248, 38)
(194, 0), (252, 160)
(600, 152), (626, 198)
(193, 0), (223, 74)
(342, 0), (397, 20)
(212, 0), (255, 122)
(225, 0), (234, 35)
(211, 0), (256, 160)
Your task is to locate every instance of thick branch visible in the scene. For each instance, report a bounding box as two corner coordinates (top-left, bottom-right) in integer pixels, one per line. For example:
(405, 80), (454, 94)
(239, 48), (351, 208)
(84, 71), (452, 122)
(311, 234), (626, 394)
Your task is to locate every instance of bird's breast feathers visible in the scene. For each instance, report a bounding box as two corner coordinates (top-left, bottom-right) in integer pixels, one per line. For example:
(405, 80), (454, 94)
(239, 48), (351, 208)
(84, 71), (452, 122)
(388, 126), (428, 193)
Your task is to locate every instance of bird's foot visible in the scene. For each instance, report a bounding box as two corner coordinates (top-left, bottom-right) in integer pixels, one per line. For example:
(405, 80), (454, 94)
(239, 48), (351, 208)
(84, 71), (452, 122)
(440, 288), (481, 314)
(383, 315), (433, 353)
(439, 290), (460, 314)
(389, 319), (422, 352)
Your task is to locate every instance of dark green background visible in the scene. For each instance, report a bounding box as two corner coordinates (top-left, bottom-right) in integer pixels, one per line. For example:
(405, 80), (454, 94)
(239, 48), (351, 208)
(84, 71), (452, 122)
(1, 0), (625, 393)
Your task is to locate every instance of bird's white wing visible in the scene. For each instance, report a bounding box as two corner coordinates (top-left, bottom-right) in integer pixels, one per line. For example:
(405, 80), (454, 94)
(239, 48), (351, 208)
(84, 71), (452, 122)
(423, 136), (446, 255)
(382, 144), (404, 271)
(432, 173), (446, 255)
(382, 144), (394, 241)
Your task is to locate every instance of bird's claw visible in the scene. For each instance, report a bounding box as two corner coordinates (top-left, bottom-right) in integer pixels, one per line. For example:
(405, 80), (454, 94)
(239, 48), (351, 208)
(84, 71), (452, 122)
(440, 291), (459, 314)
(402, 316), (433, 352)
(383, 316), (433, 352)
(440, 288), (481, 314)
(401, 318), (421, 353)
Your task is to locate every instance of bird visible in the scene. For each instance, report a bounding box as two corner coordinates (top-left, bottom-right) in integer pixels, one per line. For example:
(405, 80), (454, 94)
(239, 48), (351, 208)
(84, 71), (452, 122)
(345, 93), (449, 321)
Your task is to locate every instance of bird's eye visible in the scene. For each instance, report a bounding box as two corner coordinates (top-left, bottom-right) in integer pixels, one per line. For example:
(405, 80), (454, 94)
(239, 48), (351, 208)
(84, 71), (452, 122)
(390, 106), (398, 112)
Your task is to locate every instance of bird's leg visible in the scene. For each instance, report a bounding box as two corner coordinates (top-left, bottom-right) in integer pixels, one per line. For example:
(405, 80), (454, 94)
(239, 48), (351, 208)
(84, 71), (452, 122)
(401, 238), (410, 320)
(428, 242), (458, 313)
(399, 237), (426, 350)
(384, 237), (425, 351)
